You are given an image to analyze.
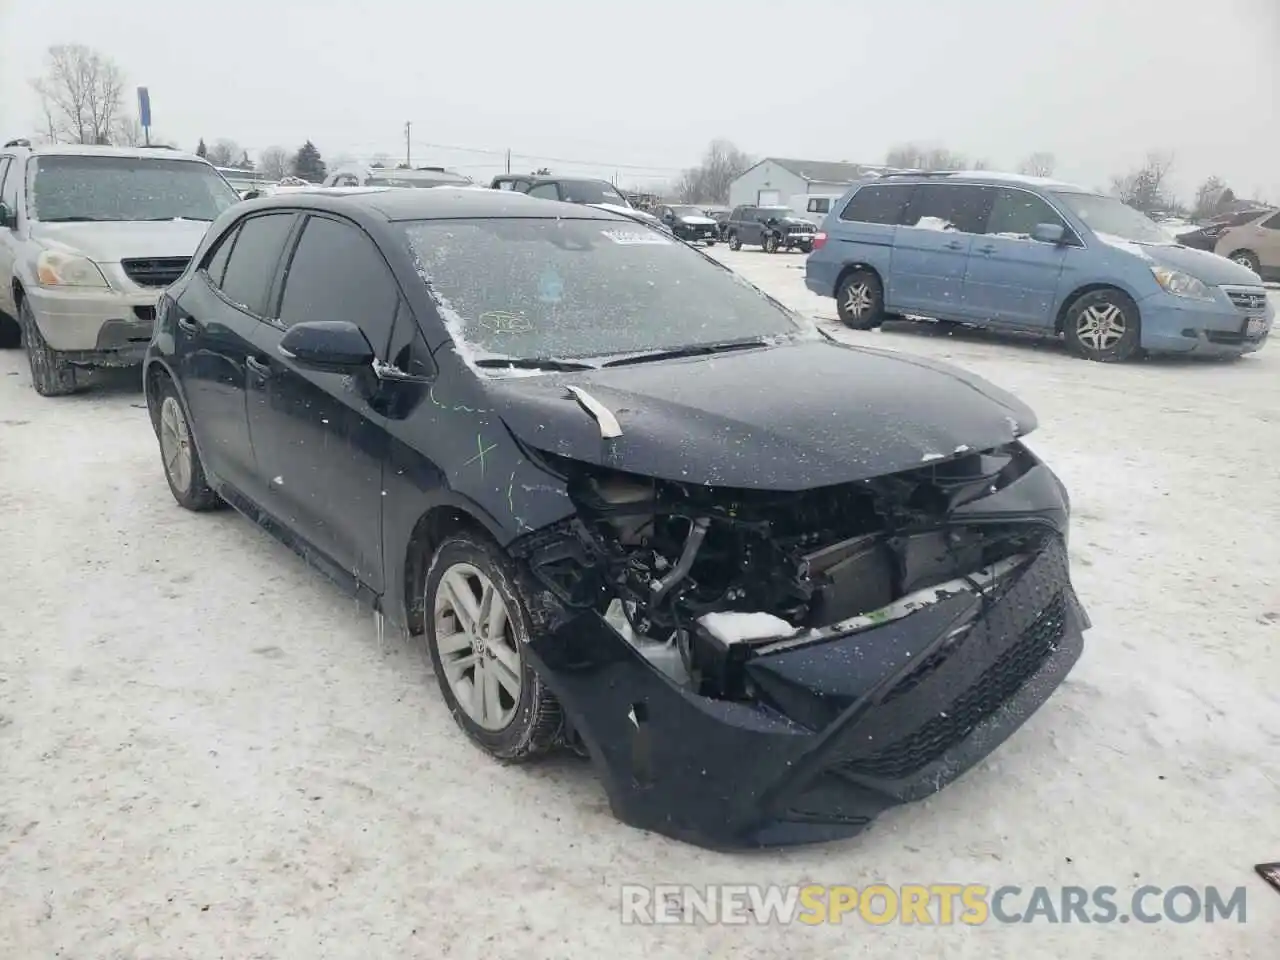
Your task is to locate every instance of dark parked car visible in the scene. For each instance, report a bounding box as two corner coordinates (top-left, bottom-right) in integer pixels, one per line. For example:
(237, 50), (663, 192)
(488, 174), (664, 229)
(725, 204), (818, 253)
(143, 187), (1087, 849)
(1175, 208), (1275, 252)
(703, 206), (731, 240)
(655, 204), (719, 244)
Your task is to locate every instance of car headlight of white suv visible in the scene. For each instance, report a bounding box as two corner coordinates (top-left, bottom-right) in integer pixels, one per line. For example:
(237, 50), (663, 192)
(36, 249), (109, 288)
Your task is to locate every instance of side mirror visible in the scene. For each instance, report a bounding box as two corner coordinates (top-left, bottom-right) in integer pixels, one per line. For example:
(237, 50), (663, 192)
(0, 201), (14, 229)
(278, 320), (374, 372)
(241, 190), (261, 201)
(1031, 222), (1066, 245)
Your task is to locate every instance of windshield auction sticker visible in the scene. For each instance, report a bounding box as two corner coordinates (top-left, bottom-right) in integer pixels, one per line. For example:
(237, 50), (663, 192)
(600, 229), (671, 245)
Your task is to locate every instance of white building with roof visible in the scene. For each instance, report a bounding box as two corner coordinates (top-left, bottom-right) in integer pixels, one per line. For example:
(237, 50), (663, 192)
(728, 157), (892, 210)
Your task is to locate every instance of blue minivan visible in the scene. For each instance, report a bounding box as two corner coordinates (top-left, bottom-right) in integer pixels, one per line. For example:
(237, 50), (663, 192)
(805, 172), (1273, 361)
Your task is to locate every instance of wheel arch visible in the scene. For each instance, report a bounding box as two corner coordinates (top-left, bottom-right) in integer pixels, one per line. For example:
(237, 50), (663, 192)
(1054, 282), (1140, 335)
(402, 502), (506, 636)
(834, 261), (884, 298)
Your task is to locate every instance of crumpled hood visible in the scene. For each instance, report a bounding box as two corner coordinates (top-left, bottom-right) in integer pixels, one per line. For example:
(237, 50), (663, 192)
(484, 338), (1037, 490)
(29, 220), (211, 263)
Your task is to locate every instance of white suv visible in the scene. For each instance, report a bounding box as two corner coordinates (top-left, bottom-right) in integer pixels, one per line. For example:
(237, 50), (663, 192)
(0, 140), (241, 395)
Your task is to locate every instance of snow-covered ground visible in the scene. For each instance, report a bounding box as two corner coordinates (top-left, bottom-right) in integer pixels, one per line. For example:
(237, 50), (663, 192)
(1, 256), (1277, 958)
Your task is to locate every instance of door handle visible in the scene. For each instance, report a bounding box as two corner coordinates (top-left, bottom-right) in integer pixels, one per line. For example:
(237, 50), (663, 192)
(245, 355), (272, 379)
(944, 240), (965, 250)
(978, 245), (996, 254)
(176, 316), (197, 334)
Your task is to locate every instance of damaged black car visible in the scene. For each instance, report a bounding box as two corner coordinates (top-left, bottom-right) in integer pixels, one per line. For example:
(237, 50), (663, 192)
(143, 187), (1089, 850)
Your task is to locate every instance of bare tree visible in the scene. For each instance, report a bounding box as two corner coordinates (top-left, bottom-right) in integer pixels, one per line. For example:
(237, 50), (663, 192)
(1191, 176), (1229, 219)
(1111, 151), (1176, 214)
(673, 139), (752, 203)
(30, 44), (126, 144)
(1018, 152), (1056, 177)
(112, 115), (143, 146)
(885, 143), (969, 171)
(205, 138), (243, 167)
(257, 146), (290, 180)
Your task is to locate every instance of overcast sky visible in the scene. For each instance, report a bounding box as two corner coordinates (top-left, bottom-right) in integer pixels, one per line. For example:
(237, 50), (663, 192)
(2, 0), (1277, 201)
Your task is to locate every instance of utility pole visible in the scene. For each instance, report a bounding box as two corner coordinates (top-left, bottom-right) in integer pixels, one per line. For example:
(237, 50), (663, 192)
(505, 148), (511, 174)
(404, 121), (412, 168)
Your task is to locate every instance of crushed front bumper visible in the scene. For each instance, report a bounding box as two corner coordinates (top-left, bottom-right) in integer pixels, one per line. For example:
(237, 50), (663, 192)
(528, 539), (1086, 849)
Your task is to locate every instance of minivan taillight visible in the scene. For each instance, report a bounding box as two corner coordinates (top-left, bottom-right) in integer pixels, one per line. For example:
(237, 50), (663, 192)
(812, 231), (827, 251)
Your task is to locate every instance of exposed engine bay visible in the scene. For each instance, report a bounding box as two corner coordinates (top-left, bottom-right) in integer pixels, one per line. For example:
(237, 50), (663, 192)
(516, 441), (1061, 702)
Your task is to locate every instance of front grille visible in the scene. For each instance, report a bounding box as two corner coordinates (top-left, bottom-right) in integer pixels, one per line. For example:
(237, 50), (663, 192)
(840, 593), (1068, 780)
(1225, 289), (1268, 314)
(122, 257), (190, 288)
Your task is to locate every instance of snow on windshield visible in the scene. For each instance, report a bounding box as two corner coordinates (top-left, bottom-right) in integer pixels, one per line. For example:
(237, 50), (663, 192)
(28, 156), (241, 222)
(402, 217), (811, 370)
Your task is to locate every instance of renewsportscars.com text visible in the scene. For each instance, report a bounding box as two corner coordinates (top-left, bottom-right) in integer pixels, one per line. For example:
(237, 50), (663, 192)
(620, 883), (1249, 926)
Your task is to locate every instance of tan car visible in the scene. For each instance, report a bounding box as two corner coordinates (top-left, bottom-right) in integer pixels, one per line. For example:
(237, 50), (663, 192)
(1214, 207), (1280, 281)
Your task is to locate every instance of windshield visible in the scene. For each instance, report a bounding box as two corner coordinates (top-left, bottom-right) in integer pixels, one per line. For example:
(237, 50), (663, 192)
(402, 218), (810, 368)
(758, 207), (791, 219)
(558, 181), (629, 206)
(670, 206), (707, 217)
(28, 155), (241, 222)
(1051, 192), (1171, 244)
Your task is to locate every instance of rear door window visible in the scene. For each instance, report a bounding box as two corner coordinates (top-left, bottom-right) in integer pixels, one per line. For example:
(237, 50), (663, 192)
(218, 212), (296, 316)
(527, 182), (560, 200)
(985, 188), (1067, 239)
(277, 214), (399, 353)
(901, 183), (993, 234)
(839, 184), (913, 225)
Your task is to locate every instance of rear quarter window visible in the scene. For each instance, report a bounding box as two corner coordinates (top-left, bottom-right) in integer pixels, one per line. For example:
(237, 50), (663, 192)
(217, 212), (296, 316)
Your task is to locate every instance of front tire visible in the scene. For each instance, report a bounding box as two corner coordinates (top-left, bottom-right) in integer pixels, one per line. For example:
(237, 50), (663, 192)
(763, 232), (779, 254)
(798, 242), (813, 254)
(728, 231), (741, 251)
(835, 269), (885, 330)
(20, 299), (79, 396)
(156, 377), (222, 510)
(1228, 249), (1261, 274)
(1063, 289), (1141, 362)
(425, 534), (562, 762)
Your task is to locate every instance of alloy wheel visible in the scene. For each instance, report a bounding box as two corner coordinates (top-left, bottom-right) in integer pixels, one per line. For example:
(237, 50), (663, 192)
(159, 396), (194, 494)
(433, 562), (523, 731)
(843, 282), (874, 321)
(1075, 302), (1126, 351)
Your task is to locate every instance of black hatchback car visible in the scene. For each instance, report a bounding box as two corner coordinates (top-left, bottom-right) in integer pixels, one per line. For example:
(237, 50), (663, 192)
(144, 187), (1088, 849)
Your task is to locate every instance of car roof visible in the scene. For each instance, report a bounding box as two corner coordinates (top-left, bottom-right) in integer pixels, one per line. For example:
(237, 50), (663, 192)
(244, 185), (632, 222)
(17, 143), (208, 163)
(495, 174), (615, 186)
(868, 170), (1087, 192)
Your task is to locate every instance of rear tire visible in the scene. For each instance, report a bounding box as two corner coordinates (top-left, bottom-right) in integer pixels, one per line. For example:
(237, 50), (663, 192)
(798, 242), (813, 255)
(156, 377), (222, 510)
(1228, 249), (1261, 274)
(728, 231), (741, 251)
(20, 299), (79, 396)
(424, 533), (562, 762)
(835, 269), (885, 330)
(1063, 289), (1141, 362)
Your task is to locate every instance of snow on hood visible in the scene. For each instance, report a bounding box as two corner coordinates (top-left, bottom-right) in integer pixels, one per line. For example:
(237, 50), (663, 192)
(1094, 232), (1266, 284)
(678, 214), (717, 225)
(591, 202), (659, 223)
(28, 219), (212, 263)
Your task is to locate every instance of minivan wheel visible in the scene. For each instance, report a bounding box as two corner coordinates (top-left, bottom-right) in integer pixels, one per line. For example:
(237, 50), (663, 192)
(20, 299), (79, 396)
(1064, 290), (1141, 362)
(156, 379), (222, 510)
(836, 270), (885, 330)
(1228, 250), (1261, 273)
(728, 231), (741, 251)
(424, 534), (562, 762)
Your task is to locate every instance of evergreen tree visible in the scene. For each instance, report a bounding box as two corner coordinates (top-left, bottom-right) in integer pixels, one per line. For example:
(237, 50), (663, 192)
(195, 138), (208, 158)
(291, 141), (326, 183)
